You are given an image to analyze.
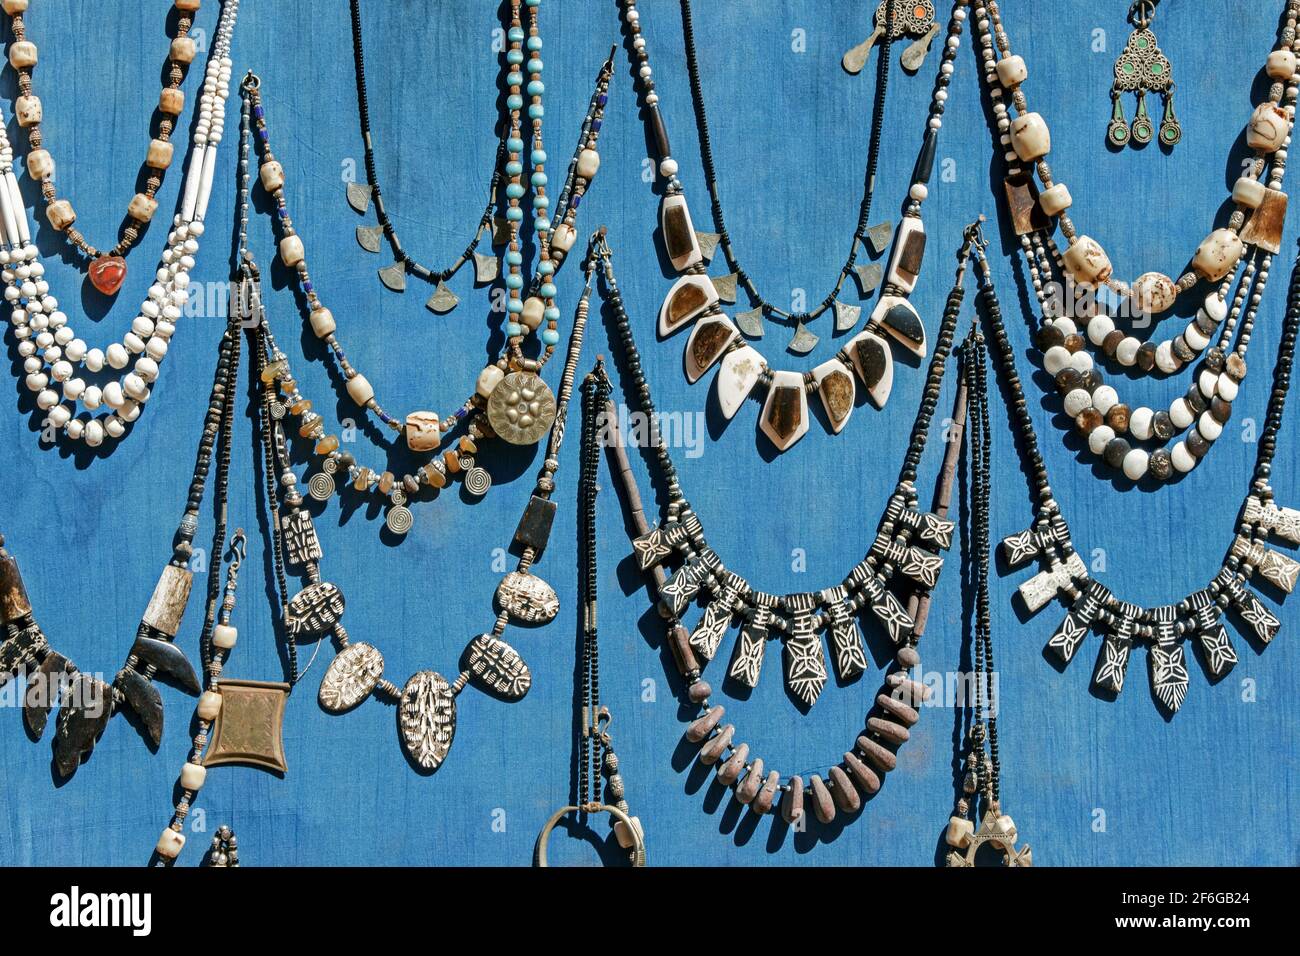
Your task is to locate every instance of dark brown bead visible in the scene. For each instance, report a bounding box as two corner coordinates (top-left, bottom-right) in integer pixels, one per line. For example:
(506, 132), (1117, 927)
(1172, 336), (1195, 362)
(1036, 323), (1066, 350)
(1055, 368), (1084, 393)
(1063, 333), (1085, 354)
(1148, 448), (1173, 479)
(1205, 347), (1225, 372)
(1075, 408), (1103, 434)
(1106, 403), (1131, 432)
(1102, 329), (1125, 356)
(1226, 353), (1247, 381)
(1136, 343), (1158, 371)
(1080, 369), (1103, 391)
(1185, 386), (1207, 413)
(1187, 429), (1211, 457)
(1210, 396), (1233, 423)
(1151, 410), (1174, 440)
(1103, 437), (1131, 468)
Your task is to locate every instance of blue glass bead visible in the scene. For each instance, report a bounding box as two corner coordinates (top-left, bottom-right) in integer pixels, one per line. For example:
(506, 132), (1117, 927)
(527, 58), (544, 74)
(506, 250), (523, 266)
(541, 328), (560, 346)
(531, 172), (548, 187)
(506, 161), (523, 176)
(507, 50), (524, 65)
(531, 149), (547, 165)
(540, 283), (557, 299)
(537, 260), (554, 275)
(571, 193), (582, 208)
(527, 80), (544, 96)
(598, 94), (608, 106)
(544, 307), (561, 321)
(507, 137), (524, 153)
(302, 279), (314, 294)
(506, 183), (525, 199)
(533, 195), (550, 209)
(527, 36), (542, 51)
(506, 299), (524, 314)
(525, 0), (539, 7)
(505, 274), (524, 290)
(528, 104), (544, 119)
(507, 71), (523, 87)
(508, 26), (524, 41)
(506, 207), (524, 222)
(507, 94), (523, 110)
(591, 119), (602, 132)
(506, 322), (523, 336)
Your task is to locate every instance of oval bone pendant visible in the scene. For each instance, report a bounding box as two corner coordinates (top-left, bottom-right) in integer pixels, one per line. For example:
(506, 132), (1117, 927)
(463, 634), (532, 701)
(319, 642), (385, 713)
(399, 671), (457, 771)
(495, 570), (560, 624)
(285, 581), (345, 638)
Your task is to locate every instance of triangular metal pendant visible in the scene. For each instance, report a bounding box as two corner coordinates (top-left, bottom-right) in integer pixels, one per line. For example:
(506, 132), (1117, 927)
(834, 300), (862, 333)
(378, 262), (407, 292)
(355, 224), (383, 253)
(473, 252), (499, 284)
(425, 280), (459, 314)
(346, 182), (373, 214)
(866, 221), (895, 255)
(853, 262), (883, 295)
(695, 231), (721, 261)
(711, 272), (738, 303)
(736, 307), (764, 338)
(788, 321), (819, 355)
(491, 216), (513, 246)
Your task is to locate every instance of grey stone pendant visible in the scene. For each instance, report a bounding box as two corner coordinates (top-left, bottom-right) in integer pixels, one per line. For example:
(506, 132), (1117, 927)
(729, 603), (772, 688)
(319, 642), (385, 713)
(464, 635), (532, 701)
(853, 262), (883, 295)
(866, 221), (895, 255)
(53, 674), (114, 778)
(711, 272), (738, 303)
(399, 671), (457, 771)
(787, 322), (819, 355)
(473, 252), (500, 284)
(355, 224), (383, 253)
(117, 667), (164, 747)
(781, 594), (828, 706)
(425, 280), (459, 314)
(695, 231), (721, 261)
(345, 181), (372, 214)
(834, 300), (862, 333)
(1016, 552), (1087, 616)
(735, 306), (764, 338)
(378, 261), (407, 292)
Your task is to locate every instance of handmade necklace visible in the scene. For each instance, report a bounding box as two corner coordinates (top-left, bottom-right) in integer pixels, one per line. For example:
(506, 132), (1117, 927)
(3, 0), (206, 294)
(942, 313), (1032, 867)
(1105, 0), (1181, 149)
(971, 0), (1299, 483)
(619, 0), (969, 451)
(534, 361), (646, 867)
(843, 0), (943, 75)
(0, 0), (240, 449)
(592, 224), (993, 827)
(971, 218), (1299, 715)
(242, 50), (611, 535)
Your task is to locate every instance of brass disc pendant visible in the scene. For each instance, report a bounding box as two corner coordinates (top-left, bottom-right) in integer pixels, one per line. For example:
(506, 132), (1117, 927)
(486, 371), (557, 446)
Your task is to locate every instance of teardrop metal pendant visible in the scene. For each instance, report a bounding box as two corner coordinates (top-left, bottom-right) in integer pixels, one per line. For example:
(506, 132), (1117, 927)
(425, 280), (459, 314)
(345, 181), (373, 214)
(378, 261), (407, 292)
(355, 224), (384, 253)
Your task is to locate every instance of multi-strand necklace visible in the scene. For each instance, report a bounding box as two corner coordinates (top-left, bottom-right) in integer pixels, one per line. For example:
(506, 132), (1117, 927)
(243, 18), (612, 536)
(3, 0), (206, 294)
(591, 223), (993, 827)
(973, 0), (1299, 483)
(617, 0), (969, 451)
(972, 219), (1299, 715)
(0, 0), (240, 449)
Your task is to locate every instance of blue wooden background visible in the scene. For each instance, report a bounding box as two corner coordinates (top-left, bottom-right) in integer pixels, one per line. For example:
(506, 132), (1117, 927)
(1, 0), (1296, 866)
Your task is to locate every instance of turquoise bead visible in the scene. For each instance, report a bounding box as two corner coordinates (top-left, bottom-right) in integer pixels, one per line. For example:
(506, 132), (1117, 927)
(541, 328), (560, 346)
(531, 172), (548, 187)
(506, 161), (523, 176)
(506, 250), (523, 266)
(537, 260), (554, 275)
(506, 207), (524, 222)
(527, 80), (544, 96)
(533, 195), (550, 209)
(531, 149), (547, 165)
(506, 183), (525, 199)
(508, 26), (524, 41)
(527, 58), (544, 74)
(536, 217), (552, 232)
(507, 94), (524, 111)
(507, 71), (523, 87)
(506, 299), (524, 315)
(507, 50), (524, 64)
(539, 283), (557, 299)
(528, 104), (544, 119)
(525, 0), (539, 7)
(505, 274), (523, 290)
(544, 306), (561, 321)
(527, 36), (543, 51)
(507, 137), (524, 153)
(506, 322), (523, 337)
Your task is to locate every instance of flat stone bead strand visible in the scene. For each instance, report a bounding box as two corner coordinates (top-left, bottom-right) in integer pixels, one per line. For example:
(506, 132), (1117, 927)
(3, 0), (202, 271)
(0, 0), (239, 447)
(974, 0), (1299, 323)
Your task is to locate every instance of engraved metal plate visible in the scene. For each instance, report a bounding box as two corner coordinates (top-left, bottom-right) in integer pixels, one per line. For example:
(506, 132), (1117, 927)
(787, 322), (819, 355)
(695, 231), (721, 261)
(345, 181), (373, 214)
(464, 634), (532, 701)
(473, 251), (500, 284)
(735, 306), (764, 338)
(834, 300), (862, 333)
(399, 671), (457, 771)
(319, 642), (385, 713)
(486, 371), (557, 446)
(866, 221), (895, 255)
(378, 261), (407, 292)
(203, 679), (290, 774)
(853, 262), (883, 295)
(711, 272), (738, 303)
(495, 570), (560, 624)
(356, 224), (383, 253)
(285, 581), (345, 637)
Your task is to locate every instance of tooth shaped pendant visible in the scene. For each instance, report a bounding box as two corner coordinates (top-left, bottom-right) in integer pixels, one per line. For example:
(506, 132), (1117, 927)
(345, 181), (373, 214)
(812, 358), (855, 433)
(1092, 607), (1138, 695)
(1044, 580), (1110, 665)
(711, 272), (739, 304)
(695, 231), (721, 261)
(866, 221), (895, 255)
(660, 193), (703, 271)
(715, 345), (765, 419)
(425, 280), (459, 314)
(729, 602), (773, 688)
(684, 314), (739, 384)
(378, 262), (407, 292)
(834, 300), (862, 333)
(845, 329), (894, 407)
(473, 252), (500, 284)
(758, 370), (809, 451)
(735, 306), (764, 338)
(853, 262), (884, 295)
(871, 294), (927, 357)
(659, 274), (719, 338)
(355, 224), (383, 253)
(787, 322), (819, 355)
(823, 587), (868, 681)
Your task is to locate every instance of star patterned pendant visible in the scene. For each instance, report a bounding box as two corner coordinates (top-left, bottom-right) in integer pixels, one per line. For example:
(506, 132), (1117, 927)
(946, 808), (1033, 868)
(203, 679), (291, 774)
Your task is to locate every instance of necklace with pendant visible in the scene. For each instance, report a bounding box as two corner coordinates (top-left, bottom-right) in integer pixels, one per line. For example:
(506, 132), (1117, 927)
(240, 40), (611, 536)
(0, 0), (241, 450)
(973, 0), (1299, 484)
(534, 360), (646, 866)
(970, 215), (1299, 715)
(590, 223), (991, 827)
(617, 0), (969, 451)
(2, 0), (207, 295)
(942, 305), (1032, 867)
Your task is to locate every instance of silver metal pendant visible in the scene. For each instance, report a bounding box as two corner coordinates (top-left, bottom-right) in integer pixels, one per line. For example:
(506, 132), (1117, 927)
(399, 671), (457, 771)
(308, 471), (335, 501)
(319, 642), (385, 713)
(866, 221), (895, 254)
(486, 371), (558, 446)
(464, 635), (532, 701)
(356, 224), (383, 253)
(695, 231), (721, 261)
(385, 505), (414, 536)
(495, 570), (560, 624)
(736, 307), (764, 338)
(491, 216), (513, 246)
(787, 322), (819, 355)
(711, 273), (739, 303)
(473, 252), (500, 284)
(834, 300), (862, 333)
(345, 181), (372, 214)
(425, 280), (459, 314)
(378, 262), (407, 292)
(463, 466), (491, 496)
(853, 262), (883, 295)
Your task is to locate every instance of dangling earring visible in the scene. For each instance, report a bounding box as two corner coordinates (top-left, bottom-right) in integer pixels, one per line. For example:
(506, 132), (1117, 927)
(1107, 0), (1181, 149)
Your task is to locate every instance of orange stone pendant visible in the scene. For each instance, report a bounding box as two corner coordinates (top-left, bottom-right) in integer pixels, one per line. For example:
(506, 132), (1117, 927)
(88, 255), (127, 296)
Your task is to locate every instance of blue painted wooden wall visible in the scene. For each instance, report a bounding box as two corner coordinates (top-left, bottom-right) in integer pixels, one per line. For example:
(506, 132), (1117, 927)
(1, 0), (1296, 866)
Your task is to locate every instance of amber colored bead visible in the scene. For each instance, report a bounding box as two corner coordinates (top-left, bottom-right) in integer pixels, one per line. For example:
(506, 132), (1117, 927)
(298, 421), (318, 439)
(1063, 333), (1085, 354)
(1105, 403), (1131, 432)
(280, 378), (297, 395)
(353, 469), (372, 492)
(444, 450), (462, 473)
(459, 436), (478, 454)
(290, 399), (312, 415)
(315, 435), (339, 455)
(1075, 408), (1103, 434)
(422, 463), (448, 488)
(260, 360), (286, 384)
(378, 471), (394, 495)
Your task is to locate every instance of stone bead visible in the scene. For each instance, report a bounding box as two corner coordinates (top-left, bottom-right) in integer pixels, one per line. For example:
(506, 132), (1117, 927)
(1115, 336), (1140, 366)
(1102, 329), (1125, 357)
(716, 743), (749, 786)
(146, 138), (174, 170)
(345, 373), (374, 406)
(1103, 436), (1131, 468)
(476, 364), (505, 398)
(781, 775), (804, 824)
(180, 761), (207, 791)
(8, 40), (37, 69)
(259, 160), (285, 192)
(1131, 272), (1177, 315)
(1192, 228), (1243, 282)
(576, 148), (600, 180)
(843, 751), (881, 795)
(1087, 424), (1116, 455)
(698, 724), (733, 765)
(1122, 448), (1149, 480)
(1151, 410), (1174, 440)
(46, 200), (75, 231)
(213, 624), (237, 649)
(752, 771), (781, 815)
(1035, 323), (1065, 350)
(197, 691), (222, 720)
(309, 306), (335, 338)
(876, 692), (919, 726)
(1042, 345), (1071, 375)
(1136, 342), (1157, 372)
(1247, 103), (1289, 153)
(175, 0), (202, 9)
(736, 758), (764, 805)
(895, 645), (920, 669)
(856, 735), (897, 772)
(128, 193), (158, 222)
(946, 815), (975, 848)
(1129, 406), (1154, 440)
(1267, 49), (1297, 80)
(1062, 388), (1092, 417)
(1171, 441), (1196, 472)
(1148, 447), (1172, 480)
(808, 774), (836, 824)
(26, 148), (53, 180)
(1232, 176), (1267, 209)
(315, 435), (338, 455)
(156, 828), (186, 859)
(1198, 410), (1224, 440)
(1062, 235), (1112, 285)
(279, 235), (305, 267)
(1009, 112), (1051, 162)
(14, 94), (41, 127)
(405, 411), (440, 452)
(160, 88), (185, 115)
(1091, 385), (1119, 415)
(1187, 428), (1211, 457)
(1169, 397), (1195, 429)
(1063, 333), (1085, 354)
(551, 222), (576, 253)
(520, 296), (545, 331)
(687, 680), (711, 704)
(995, 54), (1027, 87)
(170, 36), (197, 63)
(685, 705), (724, 743)
(1039, 182), (1072, 216)
(828, 766), (860, 813)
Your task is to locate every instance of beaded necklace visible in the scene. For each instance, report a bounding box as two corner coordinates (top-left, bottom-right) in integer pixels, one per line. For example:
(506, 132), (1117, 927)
(592, 223), (989, 828)
(972, 0), (1300, 483)
(971, 218), (1299, 715)
(2, 0), (206, 295)
(242, 50), (611, 536)
(618, 0), (969, 452)
(0, 0), (240, 449)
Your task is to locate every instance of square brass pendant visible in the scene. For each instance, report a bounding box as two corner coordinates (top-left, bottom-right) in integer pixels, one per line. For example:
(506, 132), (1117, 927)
(204, 679), (290, 774)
